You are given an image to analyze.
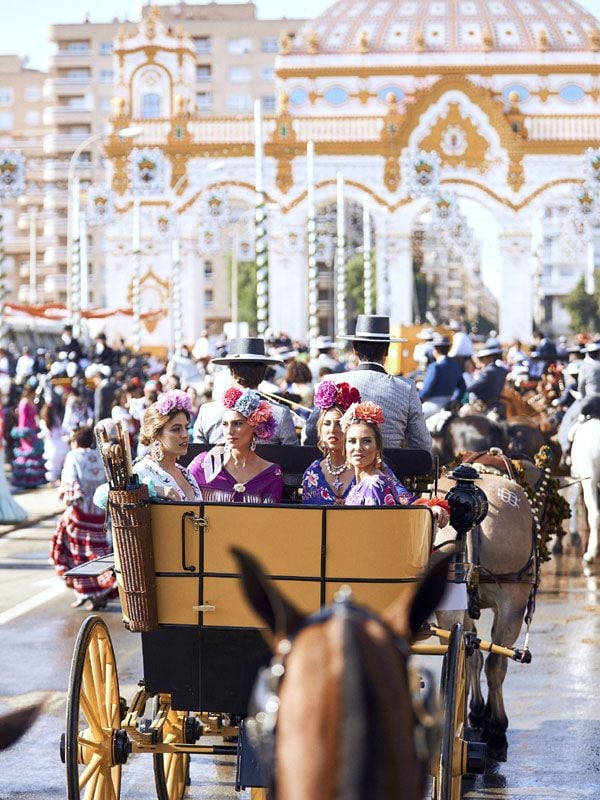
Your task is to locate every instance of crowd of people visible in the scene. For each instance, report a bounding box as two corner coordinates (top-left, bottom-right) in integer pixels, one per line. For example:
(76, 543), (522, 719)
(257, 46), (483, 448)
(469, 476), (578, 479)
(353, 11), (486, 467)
(1, 314), (599, 609)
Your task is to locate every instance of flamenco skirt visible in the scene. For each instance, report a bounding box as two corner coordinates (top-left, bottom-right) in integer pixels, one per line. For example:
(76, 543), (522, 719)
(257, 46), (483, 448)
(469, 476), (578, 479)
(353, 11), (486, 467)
(11, 427), (46, 489)
(0, 449), (27, 523)
(50, 505), (117, 600)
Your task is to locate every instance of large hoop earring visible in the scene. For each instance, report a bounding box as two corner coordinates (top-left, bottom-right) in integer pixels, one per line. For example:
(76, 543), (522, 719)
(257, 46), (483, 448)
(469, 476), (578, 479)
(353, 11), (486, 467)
(151, 439), (164, 462)
(250, 435), (257, 452)
(376, 452), (382, 468)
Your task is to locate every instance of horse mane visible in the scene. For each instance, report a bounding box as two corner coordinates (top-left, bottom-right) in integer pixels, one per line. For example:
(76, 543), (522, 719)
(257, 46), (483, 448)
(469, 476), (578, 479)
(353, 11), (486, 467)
(337, 615), (422, 800)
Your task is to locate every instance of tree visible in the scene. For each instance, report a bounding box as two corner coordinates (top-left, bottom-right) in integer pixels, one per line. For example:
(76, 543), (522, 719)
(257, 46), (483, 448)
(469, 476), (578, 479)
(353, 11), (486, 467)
(227, 256), (257, 332)
(345, 251), (377, 322)
(562, 273), (600, 332)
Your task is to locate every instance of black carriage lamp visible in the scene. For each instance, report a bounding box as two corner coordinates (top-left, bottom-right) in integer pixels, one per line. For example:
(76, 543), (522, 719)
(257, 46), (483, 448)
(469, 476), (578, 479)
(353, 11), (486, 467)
(444, 464), (489, 586)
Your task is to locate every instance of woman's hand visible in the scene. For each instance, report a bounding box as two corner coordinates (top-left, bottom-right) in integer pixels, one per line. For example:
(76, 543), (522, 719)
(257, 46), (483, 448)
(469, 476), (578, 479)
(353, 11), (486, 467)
(156, 486), (180, 501)
(431, 505), (450, 529)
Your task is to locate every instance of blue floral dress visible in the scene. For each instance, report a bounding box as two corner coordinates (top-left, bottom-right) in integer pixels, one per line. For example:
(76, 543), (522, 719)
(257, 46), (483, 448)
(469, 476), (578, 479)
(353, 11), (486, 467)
(301, 459), (354, 505)
(345, 472), (416, 506)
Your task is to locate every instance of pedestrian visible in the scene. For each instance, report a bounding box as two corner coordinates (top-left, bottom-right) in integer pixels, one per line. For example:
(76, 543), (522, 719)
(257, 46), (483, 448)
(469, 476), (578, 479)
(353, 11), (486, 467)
(0, 407), (26, 523)
(39, 403), (69, 484)
(419, 334), (466, 418)
(304, 315), (431, 450)
(49, 426), (116, 610)
(11, 385), (46, 489)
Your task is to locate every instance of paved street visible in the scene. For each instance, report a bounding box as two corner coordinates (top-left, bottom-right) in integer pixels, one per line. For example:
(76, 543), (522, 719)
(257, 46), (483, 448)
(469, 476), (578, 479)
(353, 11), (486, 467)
(1, 494), (599, 799)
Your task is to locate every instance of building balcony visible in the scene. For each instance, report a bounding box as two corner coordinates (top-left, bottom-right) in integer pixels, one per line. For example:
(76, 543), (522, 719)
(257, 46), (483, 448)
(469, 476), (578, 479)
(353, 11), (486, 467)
(44, 245), (68, 266)
(43, 193), (68, 212)
(44, 78), (92, 99)
(43, 131), (94, 155)
(44, 106), (92, 126)
(3, 236), (30, 255)
(43, 159), (92, 182)
(52, 50), (92, 68)
(43, 273), (68, 293)
(44, 217), (68, 237)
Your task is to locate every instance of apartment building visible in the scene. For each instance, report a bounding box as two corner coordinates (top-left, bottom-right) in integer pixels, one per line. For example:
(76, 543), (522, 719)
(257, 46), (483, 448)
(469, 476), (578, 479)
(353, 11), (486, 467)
(0, 55), (46, 306)
(41, 3), (305, 310)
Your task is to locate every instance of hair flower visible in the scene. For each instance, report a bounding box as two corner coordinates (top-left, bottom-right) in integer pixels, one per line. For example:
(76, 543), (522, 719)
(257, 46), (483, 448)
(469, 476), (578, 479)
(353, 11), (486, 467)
(223, 387), (243, 408)
(222, 387), (276, 439)
(340, 401), (385, 432)
(314, 380), (361, 412)
(155, 389), (193, 417)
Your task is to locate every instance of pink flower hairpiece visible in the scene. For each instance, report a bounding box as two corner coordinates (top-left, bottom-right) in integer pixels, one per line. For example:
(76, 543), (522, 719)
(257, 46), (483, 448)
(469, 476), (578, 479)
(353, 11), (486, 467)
(340, 401), (385, 432)
(155, 389), (193, 417)
(222, 387), (276, 439)
(314, 380), (361, 412)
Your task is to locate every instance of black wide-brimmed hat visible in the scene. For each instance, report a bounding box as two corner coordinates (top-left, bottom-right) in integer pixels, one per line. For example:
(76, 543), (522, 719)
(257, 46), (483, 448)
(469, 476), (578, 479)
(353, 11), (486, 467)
(432, 333), (451, 347)
(211, 337), (283, 366)
(338, 315), (407, 343)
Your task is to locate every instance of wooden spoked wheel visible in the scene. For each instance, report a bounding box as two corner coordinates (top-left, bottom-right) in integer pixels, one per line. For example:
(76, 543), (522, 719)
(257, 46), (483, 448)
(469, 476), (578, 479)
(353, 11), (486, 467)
(65, 616), (123, 800)
(153, 697), (190, 800)
(435, 622), (467, 800)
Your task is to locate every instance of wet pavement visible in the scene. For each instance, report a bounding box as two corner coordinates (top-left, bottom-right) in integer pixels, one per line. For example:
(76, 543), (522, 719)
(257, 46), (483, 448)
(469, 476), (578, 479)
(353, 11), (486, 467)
(1, 505), (599, 799)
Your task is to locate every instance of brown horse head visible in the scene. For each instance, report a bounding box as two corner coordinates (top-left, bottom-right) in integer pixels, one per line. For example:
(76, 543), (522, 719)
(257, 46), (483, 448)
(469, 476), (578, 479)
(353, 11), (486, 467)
(233, 547), (451, 800)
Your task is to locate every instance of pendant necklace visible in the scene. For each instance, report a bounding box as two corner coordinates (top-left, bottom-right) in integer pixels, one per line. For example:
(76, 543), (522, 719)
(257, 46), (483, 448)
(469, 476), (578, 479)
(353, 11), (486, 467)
(325, 454), (347, 492)
(232, 455), (249, 493)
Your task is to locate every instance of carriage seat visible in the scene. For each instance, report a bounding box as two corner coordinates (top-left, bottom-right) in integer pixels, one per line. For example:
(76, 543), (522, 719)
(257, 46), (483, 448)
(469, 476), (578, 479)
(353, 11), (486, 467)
(181, 444), (433, 502)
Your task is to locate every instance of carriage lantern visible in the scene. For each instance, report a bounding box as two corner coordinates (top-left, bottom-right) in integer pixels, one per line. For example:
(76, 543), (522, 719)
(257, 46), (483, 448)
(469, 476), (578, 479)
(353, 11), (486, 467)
(444, 464), (488, 587)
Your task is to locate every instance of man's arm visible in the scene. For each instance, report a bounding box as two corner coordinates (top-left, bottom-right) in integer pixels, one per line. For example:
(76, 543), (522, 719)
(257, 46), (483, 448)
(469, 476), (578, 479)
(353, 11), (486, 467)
(451, 370), (467, 403)
(405, 382), (432, 450)
(278, 406), (300, 445)
(192, 406), (208, 444)
(418, 362), (436, 400)
(301, 406), (320, 446)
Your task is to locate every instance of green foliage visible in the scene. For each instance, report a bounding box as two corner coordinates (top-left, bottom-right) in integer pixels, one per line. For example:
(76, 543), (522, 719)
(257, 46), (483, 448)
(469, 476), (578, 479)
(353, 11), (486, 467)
(563, 273), (600, 332)
(346, 251), (377, 318)
(227, 256), (257, 331)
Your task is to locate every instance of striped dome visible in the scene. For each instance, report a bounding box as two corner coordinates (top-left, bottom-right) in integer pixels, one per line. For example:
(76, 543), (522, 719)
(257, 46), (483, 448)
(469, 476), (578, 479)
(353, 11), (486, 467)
(293, 0), (600, 54)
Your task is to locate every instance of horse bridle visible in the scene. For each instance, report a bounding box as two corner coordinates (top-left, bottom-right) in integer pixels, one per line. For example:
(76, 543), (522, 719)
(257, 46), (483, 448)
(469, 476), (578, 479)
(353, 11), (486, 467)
(245, 594), (439, 794)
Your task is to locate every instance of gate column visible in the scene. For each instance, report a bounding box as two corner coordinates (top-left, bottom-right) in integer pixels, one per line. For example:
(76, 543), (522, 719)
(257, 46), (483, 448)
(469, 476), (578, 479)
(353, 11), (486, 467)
(498, 230), (533, 343)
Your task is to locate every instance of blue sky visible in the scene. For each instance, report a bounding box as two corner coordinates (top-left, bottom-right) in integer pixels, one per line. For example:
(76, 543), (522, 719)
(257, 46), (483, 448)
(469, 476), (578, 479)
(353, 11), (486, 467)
(4, 0), (600, 71)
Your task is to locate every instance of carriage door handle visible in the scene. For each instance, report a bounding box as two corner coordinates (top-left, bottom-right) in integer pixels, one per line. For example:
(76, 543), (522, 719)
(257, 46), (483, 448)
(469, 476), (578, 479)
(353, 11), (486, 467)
(180, 512), (208, 572)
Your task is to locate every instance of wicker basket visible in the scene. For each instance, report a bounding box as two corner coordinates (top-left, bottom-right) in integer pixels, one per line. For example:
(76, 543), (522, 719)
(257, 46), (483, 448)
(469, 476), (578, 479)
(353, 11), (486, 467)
(108, 484), (158, 632)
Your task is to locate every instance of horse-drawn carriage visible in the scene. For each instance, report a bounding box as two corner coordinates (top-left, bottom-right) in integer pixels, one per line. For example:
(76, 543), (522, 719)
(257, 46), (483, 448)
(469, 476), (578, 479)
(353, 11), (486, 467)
(61, 443), (529, 800)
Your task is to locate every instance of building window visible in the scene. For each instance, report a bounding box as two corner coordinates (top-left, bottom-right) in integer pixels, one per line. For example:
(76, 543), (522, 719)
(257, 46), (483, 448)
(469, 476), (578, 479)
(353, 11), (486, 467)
(99, 41), (113, 55)
(0, 111), (14, 129)
(204, 260), (213, 277)
(228, 37), (252, 55)
(324, 86), (349, 105)
(228, 66), (251, 83)
(65, 41), (90, 53)
(226, 93), (252, 112)
(261, 37), (279, 53)
(194, 36), (211, 54)
(99, 69), (114, 84)
(290, 87), (308, 106)
(67, 95), (88, 108)
(141, 92), (161, 118)
(262, 95), (276, 112)
(99, 97), (111, 112)
(559, 83), (585, 103)
(196, 92), (213, 112)
(205, 288), (214, 307)
(25, 110), (40, 126)
(261, 66), (275, 82)
(502, 83), (530, 103)
(377, 85), (405, 103)
(25, 86), (40, 102)
(196, 65), (212, 82)
(0, 87), (14, 106)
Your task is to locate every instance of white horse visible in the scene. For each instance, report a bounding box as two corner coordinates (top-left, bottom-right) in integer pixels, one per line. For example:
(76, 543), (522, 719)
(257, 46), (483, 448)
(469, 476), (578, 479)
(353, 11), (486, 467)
(570, 418), (600, 563)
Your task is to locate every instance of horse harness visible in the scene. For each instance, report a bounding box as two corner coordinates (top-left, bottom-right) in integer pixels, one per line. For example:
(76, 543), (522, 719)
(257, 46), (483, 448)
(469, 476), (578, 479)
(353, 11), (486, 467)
(246, 593), (438, 795)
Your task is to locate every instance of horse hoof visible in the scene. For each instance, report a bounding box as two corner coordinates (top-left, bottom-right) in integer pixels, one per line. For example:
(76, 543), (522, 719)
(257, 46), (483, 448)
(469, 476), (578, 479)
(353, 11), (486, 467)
(571, 533), (581, 547)
(486, 742), (508, 762)
(551, 541), (563, 556)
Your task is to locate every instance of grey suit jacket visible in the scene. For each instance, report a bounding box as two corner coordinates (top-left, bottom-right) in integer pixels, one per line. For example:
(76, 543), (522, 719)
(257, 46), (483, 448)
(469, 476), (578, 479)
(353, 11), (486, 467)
(192, 399), (298, 445)
(304, 364), (432, 450)
(577, 358), (600, 399)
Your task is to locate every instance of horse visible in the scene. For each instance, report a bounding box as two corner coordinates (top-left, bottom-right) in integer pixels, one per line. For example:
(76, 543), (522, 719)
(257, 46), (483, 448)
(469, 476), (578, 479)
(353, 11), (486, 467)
(430, 412), (507, 466)
(503, 421), (562, 466)
(233, 547), (451, 800)
(570, 418), (600, 563)
(436, 472), (536, 762)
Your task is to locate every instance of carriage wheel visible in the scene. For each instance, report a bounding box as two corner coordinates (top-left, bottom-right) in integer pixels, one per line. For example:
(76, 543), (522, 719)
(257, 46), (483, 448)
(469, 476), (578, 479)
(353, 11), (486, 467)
(64, 616), (125, 800)
(153, 696), (190, 800)
(434, 622), (467, 800)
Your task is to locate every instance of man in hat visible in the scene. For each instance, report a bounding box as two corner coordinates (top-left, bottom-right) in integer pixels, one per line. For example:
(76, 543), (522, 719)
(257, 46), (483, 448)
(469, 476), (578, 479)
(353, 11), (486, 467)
(557, 341), (600, 461)
(192, 338), (298, 445)
(93, 333), (115, 367)
(308, 337), (341, 381)
(419, 334), (466, 419)
(469, 340), (508, 410)
(304, 315), (432, 450)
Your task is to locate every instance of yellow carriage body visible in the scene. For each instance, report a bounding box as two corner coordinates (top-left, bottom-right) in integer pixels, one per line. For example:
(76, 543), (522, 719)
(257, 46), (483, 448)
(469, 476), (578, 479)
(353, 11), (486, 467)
(113, 501), (433, 713)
